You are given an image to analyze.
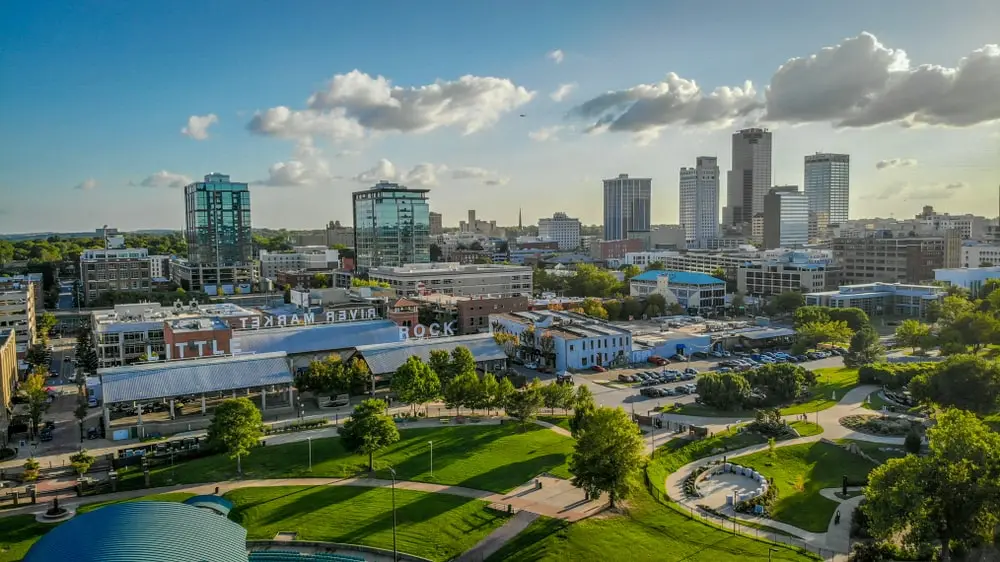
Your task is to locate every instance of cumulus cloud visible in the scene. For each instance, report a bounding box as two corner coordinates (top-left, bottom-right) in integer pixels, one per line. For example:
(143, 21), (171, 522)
(74, 179), (98, 191)
(135, 170), (192, 188)
(567, 32), (1000, 138)
(448, 167), (492, 180)
(181, 114), (219, 140)
(550, 83), (577, 102)
(866, 180), (968, 201)
(250, 70), (534, 141)
(528, 126), (563, 142)
(875, 158), (918, 170)
(256, 139), (334, 187)
(484, 177), (510, 186)
(547, 49), (565, 64)
(353, 160), (505, 187)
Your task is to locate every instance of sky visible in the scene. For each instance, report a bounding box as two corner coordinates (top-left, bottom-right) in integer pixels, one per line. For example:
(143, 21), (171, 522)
(0, 0), (998, 234)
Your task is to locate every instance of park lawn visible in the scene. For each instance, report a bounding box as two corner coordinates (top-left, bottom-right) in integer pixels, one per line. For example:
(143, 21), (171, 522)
(122, 424), (573, 493)
(788, 421), (823, 437)
(228, 486), (505, 562)
(537, 415), (572, 432)
(833, 439), (907, 465)
(485, 492), (817, 562)
(648, 427), (769, 481)
(862, 390), (891, 412)
(0, 492), (194, 562)
(735, 442), (876, 533)
(779, 367), (859, 415)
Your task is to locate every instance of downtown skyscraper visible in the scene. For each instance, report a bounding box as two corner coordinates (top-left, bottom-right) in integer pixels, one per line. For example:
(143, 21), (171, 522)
(679, 157), (720, 248)
(804, 153), (851, 237)
(725, 128), (773, 227)
(603, 173), (651, 241)
(353, 180), (431, 271)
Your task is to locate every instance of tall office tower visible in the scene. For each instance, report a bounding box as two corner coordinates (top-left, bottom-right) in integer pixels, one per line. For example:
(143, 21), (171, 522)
(538, 212), (582, 250)
(428, 211), (443, 235)
(603, 173), (652, 241)
(353, 181), (431, 271)
(172, 173), (256, 294)
(763, 186), (809, 249)
(804, 153), (850, 237)
(725, 128), (772, 226)
(679, 157), (720, 248)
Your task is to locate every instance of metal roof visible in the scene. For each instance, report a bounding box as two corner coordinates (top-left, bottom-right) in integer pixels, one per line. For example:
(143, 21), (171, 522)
(356, 333), (507, 375)
(100, 352), (292, 403)
(234, 320), (402, 355)
(735, 327), (797, 340)
(24, 501), (248, 562)
(631, 270), (726, 286)
(184, 495), (234, 517)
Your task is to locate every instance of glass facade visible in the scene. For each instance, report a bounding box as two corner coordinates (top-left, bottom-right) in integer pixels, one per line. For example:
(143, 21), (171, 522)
(603, 174), (651, 241)
(184, 173), (253, 266)
(353, 182), (430, 270)
(804, 153), (850, 225)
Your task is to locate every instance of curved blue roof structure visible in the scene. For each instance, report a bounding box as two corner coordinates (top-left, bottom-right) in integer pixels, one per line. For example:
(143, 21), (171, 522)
(184, 494), (235, 517)
(24, 502), (249, 562)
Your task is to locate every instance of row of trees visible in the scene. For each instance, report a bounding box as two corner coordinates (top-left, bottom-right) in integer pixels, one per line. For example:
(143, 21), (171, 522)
(0, 233), (187, 267)
(790, 305), (886, 367)
(696, 363), (818, 411)
(894, 288), (1000, 356)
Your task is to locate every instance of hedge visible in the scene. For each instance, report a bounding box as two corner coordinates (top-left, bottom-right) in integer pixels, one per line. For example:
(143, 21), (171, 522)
(858, 362), (937, 390)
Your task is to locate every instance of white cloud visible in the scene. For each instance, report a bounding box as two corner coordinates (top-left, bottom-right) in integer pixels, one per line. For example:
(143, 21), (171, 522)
(448, 167), (492, 180)
(74, 179), (98, 191)
(353, 160), (506, 187)
(181, 114), (219, 140)
(136, 170), (192, 188)
(250, 70), (535, 141)
(866, 180), (968, 201)
(547, 49), (565, 64)
(257, 139), (334, 187)
(875, 158), (918, 170)
(550, 83), (577, 102)
(484, 177), (510, 186)
(568, 32), (1000, 138)
(528, 126), (563, 142)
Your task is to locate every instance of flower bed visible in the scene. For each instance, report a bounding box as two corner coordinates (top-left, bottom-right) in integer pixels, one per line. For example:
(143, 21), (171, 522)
(839, 414), (917, 437)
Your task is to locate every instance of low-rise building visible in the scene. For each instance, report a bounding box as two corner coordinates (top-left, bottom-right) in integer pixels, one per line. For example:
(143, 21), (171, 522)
(0, 276), (37, 360)
(805, 282), (945, 319)
(738, 259), (839, 296)
(538, 212), (582, 251)
(832, 231), (961, 285)
(629, 270), (726, 311)
(368, 262), (532, 298)
(0, 330), (19, 433)
(259, 246), (340, 280)
(352, 333), (507, 386)
(591, 238), (644, 260)
(933, 266), (1000, 298)
(411, 293), (530, 335)
(80, 248), (153, 306)
(490, 310), (633, 371)
(170, 258), (257, 296)
(961, 243), (1000, 268)
(148, 255), (172, 280)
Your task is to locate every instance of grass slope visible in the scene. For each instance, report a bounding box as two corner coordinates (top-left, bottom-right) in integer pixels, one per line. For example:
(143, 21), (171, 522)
(485, 492), (817, 562)
(123, 424), (573, 493)
(834, 439), (907, 464)
(735, 442), (875, 532)
(228, 486), (505, 562)
(0, 493), (194, 562)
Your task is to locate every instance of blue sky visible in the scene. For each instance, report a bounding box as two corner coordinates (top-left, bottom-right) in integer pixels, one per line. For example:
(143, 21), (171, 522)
(1, 0), (998, 233)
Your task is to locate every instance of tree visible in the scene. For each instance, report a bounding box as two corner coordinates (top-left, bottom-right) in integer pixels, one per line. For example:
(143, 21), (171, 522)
(449, 346), (477, 384)
(443, 371), (478, 415)
(25, 344), (50, 372)
(480, 373), (500, 415)
(566, 264), (622, 298)
(492, 330), (518, 359)
(569, 407), (644, 509)
(540, 382), (575, 415)
(895, 320), (932, 354)
(390, 356), (441, 415)
(909, 354), (1000, 415)
(75, 329), (98, 382)
(904, 428), (922, 454)
(620, 265), (641, 281)
(23, 369), (50, 438)
(506, 378), (543, 430)
(206, 397), (264, 475)
(844, 325), (885, 368)
(351, 278), (391, 289)
(428, 349), (453, 384)
(938, 295), (974, 325)
(603, 300), (622, 321)
(580, 298), (608, 320)
(644, 293), (667, 318)
(429, 243), (443, 262)
(310, 273), (329, 288)
(772, 291), (805, 314)
(37, 312), (57, 344)
(494, 376), (516, 413)
(949, 312), (1000, 352)
(731, 292), (746, 313)
(0, 240), (13, 267)
(22, 458), (40, 482)
(793, 306), (831, 327)
(339, 398), (400, 472)
(794, 320), (852, 353)
(570, 385), (597, 438)
(864, 409), (1000, 562)
(743, 363), (815, 404)
(646, 261), (665, 271)
(69, 449), (95, 476)
(696, 371), (750, 410)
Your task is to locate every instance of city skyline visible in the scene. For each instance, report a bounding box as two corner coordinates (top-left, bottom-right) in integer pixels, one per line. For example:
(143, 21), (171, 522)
(1, 1), (998, 233)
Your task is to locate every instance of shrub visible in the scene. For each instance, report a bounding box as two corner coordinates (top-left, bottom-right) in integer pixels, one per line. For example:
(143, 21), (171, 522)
(858, 362), (936, 390)
(904, 428), (922, 454)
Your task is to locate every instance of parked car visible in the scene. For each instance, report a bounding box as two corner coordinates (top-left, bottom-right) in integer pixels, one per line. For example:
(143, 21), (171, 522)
(591, 365), (606, 373)
(669, 354), (686, 362)
(618, 374), (632, 383)
(683, 367), (698, 375)
(556, 374), (575, 385)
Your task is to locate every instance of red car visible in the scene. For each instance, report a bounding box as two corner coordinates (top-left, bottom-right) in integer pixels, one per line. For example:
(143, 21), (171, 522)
(591, 365), (606, 373)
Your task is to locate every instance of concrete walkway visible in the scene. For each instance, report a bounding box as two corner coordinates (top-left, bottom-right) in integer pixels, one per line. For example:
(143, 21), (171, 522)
(819, 487), (865, 554)
(455, 511), (539, 562)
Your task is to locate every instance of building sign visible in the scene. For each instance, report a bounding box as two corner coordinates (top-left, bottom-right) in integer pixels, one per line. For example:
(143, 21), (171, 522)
(146, 339), (238, 361)
(238, 307), (378, 330)
(399, 322), (457, 341)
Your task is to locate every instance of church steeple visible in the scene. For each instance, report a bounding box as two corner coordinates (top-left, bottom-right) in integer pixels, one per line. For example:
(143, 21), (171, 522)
(518, 208), (522, 230)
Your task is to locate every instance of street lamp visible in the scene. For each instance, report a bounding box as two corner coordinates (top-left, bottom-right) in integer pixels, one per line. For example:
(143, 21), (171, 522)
(388, 467), (398, 562)
(428, 441), (433, 478)
(307, 437), (312, 472)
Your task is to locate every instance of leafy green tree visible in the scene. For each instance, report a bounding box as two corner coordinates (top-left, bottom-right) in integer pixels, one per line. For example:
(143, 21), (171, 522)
(620, 297), (643, 321)
(620, 265), (641, 281)
(25, 343), (51, 372)
(794, 320), (853, 353)
(494, 376), (516, 414)
(480, 373), (500, 415)
(909, 354), (1000, 414)
(340, 398), (400, 472)
(443, 370), (478, 415)
(570, 385), (597, 438)
(296, 355), (369, 396)
(69, 449), (95, 476)
(731, 291), (746, 312)
(74, 329), (99, 383)
(0, 240), (14, 267)
(864, 409), (1000, 562)
(696, 372), (751, 410)
(580, 298), (608, 319)
(351, 278), (391, 289)
(949, 312), (1000, 352)
(644, 293), (667, 318)
(540, 382), (575, 415)
(904, 428), (922, 455)
(646, 261), (665, 271)
(428, 349), (453, 384)
(743, 363), (814, 404)
(36, 312), (57, 344)
(793, 305), (831, 327)
(772, 291), (805, 314)
(23, 369), (51, 437)
(895, 320), (932, 354)
(22, 458), (40, 481)
(569, 407), (644, 509)
(206, 397), (263, 475)
(390, 356), (441, 415)
(603, 300), (622, 321)
(826, 307), (871, 332)
(567, 264), (622, 298)
(449, 346), (477, 383)
(938, 295), (974, 325)
(844, 324), (885, 368)
(506, 378), (543, 431)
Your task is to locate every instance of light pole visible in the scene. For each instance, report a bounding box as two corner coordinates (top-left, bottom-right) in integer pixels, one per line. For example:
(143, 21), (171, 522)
(389, 467), (398, 562)
(768, 547), (780, 561)
(307, 437), (312, 472)
(428, 441), (433, 478)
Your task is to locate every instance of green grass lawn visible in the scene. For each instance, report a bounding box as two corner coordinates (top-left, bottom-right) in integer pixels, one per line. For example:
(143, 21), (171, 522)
(228, 486), (505, 562)
(537, 415), (572, 432)
(833, 439), (908, 465)
(788, 421), (823, 437)
(735, 442), (876, 533)
(861, 390), (890, 412)
(485, 492), (817, 562)
(121, 424), (573, 493)
(0, 493), (194, 562)
(666, 368), (860, 418)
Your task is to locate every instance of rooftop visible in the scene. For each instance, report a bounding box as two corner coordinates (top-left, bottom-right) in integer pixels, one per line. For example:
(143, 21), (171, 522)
(631, 270), (726, 285)
(100, 352), (293, 403)
(234, 320), (402, 355)
(369, 262), (530, 275)
(498, 309), (632, 339)
(167, 317), (230, 333)
(355, 333), (507, 375)
(93, 302), (259, 331)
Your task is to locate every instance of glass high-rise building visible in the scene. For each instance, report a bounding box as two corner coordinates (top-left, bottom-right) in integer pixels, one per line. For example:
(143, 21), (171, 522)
(353, 181), (431, 270)
(603, 174), (651, 241)
(184, 173), (252, 266)
(804, 153), (850, 226)
(725, 128), (772, 226)
(679, 157), (720, 248)
(763, 186), (809, 249)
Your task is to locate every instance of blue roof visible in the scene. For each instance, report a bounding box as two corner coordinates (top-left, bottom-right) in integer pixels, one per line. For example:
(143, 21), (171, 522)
(235, 320), (402, 355)
(184, 494), (234, 516)
(24, 501), (248, 562)
(100, 352), (293, 403)
(631, 270), (725, 285)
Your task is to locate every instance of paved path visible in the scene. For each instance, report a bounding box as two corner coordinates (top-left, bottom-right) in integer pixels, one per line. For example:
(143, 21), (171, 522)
(819, 487), (865, 555)
(532, 419), (571, 438)
(455, 511), (539, 562)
